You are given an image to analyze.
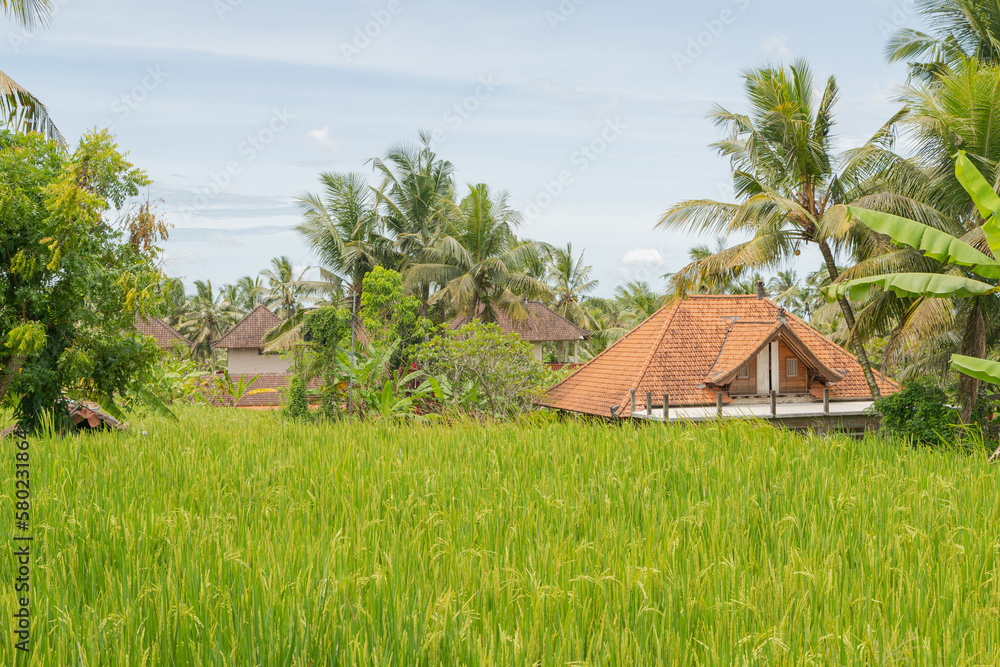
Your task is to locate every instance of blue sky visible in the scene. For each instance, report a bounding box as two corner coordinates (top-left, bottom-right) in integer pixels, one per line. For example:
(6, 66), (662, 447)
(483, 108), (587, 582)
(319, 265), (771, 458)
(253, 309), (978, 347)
(3, 0), (919, 296)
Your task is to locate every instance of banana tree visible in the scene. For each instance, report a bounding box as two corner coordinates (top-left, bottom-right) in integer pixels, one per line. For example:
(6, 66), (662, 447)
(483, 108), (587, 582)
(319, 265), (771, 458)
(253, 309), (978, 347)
(825, 151), (1000, 454)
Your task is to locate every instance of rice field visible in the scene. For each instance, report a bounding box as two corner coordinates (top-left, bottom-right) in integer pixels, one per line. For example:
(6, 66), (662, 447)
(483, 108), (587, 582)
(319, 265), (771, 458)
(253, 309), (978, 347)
(2, 408), (1000, 666)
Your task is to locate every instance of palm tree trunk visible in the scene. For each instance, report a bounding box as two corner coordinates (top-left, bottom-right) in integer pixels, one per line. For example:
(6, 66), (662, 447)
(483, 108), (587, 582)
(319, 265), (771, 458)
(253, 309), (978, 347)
(958, 300), (986, 424)
(818, 240), (882, 400)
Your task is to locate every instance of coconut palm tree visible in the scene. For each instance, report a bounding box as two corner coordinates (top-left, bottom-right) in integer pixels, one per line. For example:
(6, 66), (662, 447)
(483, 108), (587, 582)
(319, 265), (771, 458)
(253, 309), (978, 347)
(176, 280), (243, 369)
(295, 171), (393, 298)
(546, 243), (599, 329)
(370, 132), (456, 310)
(0, 0), (64, 143)
(407, 184), (551, 323)
(234, 275), (266, 313)
(886, 0), (1000, 78)
(656, 60), (919, 399)
(613, 281), (666, 329)
(261, 256), (312, 320)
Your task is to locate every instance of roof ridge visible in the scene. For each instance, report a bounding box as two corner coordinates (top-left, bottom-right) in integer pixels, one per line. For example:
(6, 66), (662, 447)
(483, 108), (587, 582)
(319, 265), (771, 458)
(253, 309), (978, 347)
(213, 304), (279, 348)
(542, 302), (679, 399)
(616, 302), (681, 416)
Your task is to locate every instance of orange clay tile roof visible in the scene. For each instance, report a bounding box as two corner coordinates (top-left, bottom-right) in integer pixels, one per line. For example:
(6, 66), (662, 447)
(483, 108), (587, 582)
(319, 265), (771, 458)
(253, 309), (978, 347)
(704, 320), (845, 386)
(540, 295), (898, 417)
(213, 305), (281, 350)
(450, 301), (590, 343)
(135, 315), (192, 350)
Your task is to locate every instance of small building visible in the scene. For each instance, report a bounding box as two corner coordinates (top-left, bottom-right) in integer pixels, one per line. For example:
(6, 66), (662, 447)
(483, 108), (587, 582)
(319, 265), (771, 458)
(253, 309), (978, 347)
(540, 294), (898, 434)
(212, 305), (291, 375)
(135, 315), (192, 352)
(449, 301), (591, 363)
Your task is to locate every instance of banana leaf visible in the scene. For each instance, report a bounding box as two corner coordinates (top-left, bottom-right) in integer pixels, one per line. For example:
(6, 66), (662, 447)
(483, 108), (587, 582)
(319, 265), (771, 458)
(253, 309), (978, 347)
(824, 273), (997, 302)
(848, 206), (1000, 279)
(954, 151), (1000, 258)
(950, 354), (1000, 385)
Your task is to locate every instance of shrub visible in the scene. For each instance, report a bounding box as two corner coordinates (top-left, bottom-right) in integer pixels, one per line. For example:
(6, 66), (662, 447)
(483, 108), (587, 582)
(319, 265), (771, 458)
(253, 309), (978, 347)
(873, 381), (958, 447)
(285, 374), (310, 420)
(416, 321), (552, 418)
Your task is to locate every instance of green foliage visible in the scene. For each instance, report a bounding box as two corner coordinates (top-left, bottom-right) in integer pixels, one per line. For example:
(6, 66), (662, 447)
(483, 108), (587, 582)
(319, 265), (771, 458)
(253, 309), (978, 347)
(0, 130), (164, 430)
(285, 374), (310, 420)
(873, 381), (959, 446)
(8, 411), (1000, 664)
(360, 266), (427, 351)
(303, 306), (351, 348)
(416, 321), (552, 418)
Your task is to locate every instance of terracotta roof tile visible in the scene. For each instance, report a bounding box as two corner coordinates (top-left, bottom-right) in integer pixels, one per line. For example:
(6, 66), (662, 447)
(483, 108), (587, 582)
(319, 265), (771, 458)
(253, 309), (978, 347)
(135, 316), (191, 350)
(449, 301), (590, 342)
(213, 305), (282, 350)
(540, 295), (898, 417)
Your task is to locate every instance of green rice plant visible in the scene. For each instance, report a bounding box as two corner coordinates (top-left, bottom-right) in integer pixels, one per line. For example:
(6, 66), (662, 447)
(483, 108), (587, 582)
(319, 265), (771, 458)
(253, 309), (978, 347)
(1, 410), (1000, 665)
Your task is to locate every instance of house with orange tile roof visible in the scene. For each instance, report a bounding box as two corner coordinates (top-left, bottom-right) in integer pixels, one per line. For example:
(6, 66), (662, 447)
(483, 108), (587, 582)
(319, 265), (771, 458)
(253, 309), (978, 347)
(213, 305), (291, 376)
(541, 290), (898, 433)
(449, 301), (591, 363)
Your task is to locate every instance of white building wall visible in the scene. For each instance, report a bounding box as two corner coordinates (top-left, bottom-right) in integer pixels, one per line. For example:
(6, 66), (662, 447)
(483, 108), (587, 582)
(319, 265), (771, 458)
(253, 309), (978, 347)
(227, 348), (290, 375)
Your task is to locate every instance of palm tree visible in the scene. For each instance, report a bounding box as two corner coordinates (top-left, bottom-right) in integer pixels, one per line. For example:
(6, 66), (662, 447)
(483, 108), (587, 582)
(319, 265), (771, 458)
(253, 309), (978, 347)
(295, 171), (393, 298)
(834, 61), (1000, 420)
(261, 256), (312, 320)
(768, 270), (804, 315)
(614, 281), (666, 329)
(546, 243), (599, 329)
(234, 275), (266, 313)
(370, 132), (456, 310)
(0, 1), (64, 143)
(176, 280), (242, 369)
(656, 60), (919, 400)
(886, 0), (1000, 78)
(407, 184), (552, 323)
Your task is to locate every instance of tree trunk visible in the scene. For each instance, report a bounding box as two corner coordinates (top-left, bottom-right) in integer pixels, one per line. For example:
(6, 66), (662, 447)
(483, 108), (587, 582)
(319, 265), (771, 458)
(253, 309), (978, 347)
(958, 300), (986, 424)
(818, 240), (882, 400)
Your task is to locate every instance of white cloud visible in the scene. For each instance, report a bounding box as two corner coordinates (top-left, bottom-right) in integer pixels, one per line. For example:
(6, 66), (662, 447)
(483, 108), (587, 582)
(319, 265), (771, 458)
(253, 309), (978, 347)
(621, 248), (664, 268)
(306, 126), (339, 152)
(760, 32), (792, 59)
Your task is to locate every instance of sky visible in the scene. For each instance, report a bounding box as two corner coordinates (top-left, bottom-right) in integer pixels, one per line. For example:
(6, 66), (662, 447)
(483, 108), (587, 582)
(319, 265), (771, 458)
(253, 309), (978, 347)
(1, 0), (921, 297)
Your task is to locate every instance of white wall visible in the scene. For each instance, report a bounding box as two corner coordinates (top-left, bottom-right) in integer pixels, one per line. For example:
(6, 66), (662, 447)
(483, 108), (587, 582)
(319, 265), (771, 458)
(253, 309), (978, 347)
(227, 348), (290, 375)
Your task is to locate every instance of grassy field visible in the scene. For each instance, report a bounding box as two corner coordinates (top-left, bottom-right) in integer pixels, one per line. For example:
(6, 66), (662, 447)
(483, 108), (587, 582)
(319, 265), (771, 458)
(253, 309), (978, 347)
(2, 408), (1000, 665)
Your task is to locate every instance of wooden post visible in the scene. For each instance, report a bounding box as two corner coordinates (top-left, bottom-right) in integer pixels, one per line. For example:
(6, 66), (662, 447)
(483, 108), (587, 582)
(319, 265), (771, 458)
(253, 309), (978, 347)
(823, 388), (830, 415)
(716, 392), (723, 418)
(663, 394), (669, 421)
(629, 389), (636, 415)
(770, 390), (777, 418)
(646, 391), (652, 418)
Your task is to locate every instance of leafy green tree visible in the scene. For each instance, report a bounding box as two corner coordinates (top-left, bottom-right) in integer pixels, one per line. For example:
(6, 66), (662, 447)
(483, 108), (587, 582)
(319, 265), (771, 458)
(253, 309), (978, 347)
(360, 266), (428, 360)
(656, 60), (916, 399)
(873, 381), (959, 447)
(546, 243), (598, 329)
(0, 130), (165, 429)
(613, 281), (665, 329)
(408, 184), (551, 323)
